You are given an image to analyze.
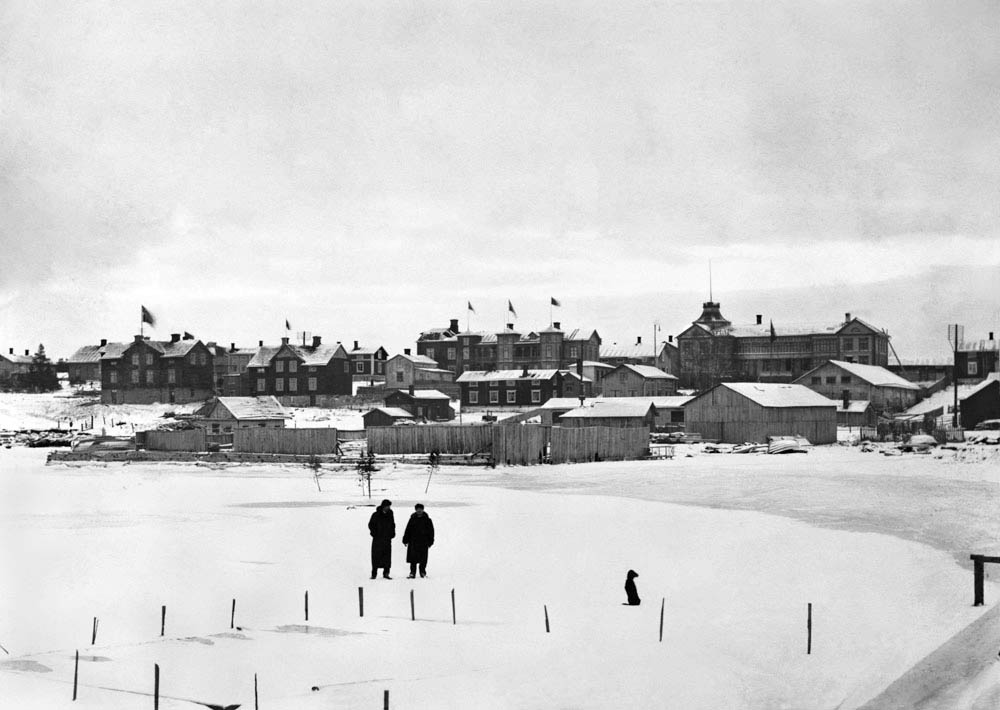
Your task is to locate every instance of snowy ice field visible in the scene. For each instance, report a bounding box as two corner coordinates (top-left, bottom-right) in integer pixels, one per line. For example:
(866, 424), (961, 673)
(1, 394), (1000, 709)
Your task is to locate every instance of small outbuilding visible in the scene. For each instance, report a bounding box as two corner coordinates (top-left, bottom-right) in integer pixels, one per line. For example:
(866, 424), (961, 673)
(684, 383), (837, 444)
(363, 406), (415, 428)
(558, 400), (657, 429)
(795, 360), (920, 414)
(960, 373), (1000, 429)
(599, 364), (678, 397)
(384, 388), (454, 421)
(192, 396), (289, 433)
(837, 399), (875, 428)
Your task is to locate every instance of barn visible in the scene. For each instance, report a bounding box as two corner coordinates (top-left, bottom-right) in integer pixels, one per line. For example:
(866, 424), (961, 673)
(363, 406), (415, 428)
(683, 382), (837, 444)
(558, 400), (657, 429)
(960, 373), (1000, 429)
(192, 396), (289, 433)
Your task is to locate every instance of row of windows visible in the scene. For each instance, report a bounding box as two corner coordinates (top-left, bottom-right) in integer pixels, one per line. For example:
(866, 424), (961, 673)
(130, 352), (209, 366)
(427, 346), (593, 361)
(468, 390), (541, 404)
(256, 363), (346, 374)
(256, 377), (319, 392)
(811, 375), (853, 385)
(110, 370), (180, 385)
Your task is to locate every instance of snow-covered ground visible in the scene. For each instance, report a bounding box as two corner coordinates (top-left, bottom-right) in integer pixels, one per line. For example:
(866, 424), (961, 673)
(2, 433), (999, 708)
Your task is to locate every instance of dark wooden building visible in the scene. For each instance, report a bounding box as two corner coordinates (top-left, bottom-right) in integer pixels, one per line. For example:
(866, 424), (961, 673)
(100, 334), (215, 404)
(348, 341), (388, 384)
(65, 339), (123, 383)
(247, 336), (352, 402)
(955, 333), (998, 383)
(456, 369), (591, 408)
(383, 388), (454, 421)
(960, 373), (1000, 429)
(363, 406), (416, 428)
(794, 360), (921, 415)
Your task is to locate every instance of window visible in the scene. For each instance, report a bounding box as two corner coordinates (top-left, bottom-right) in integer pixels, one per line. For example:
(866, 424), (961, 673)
(489, 390), (499, 404)
(858, 337), (869, 350)
(811, 376), (821, 385)
(343, 362), (349, 373)
(309, 367), (316, 373)
(859, 356), (869, 365)
(257, 378), (266, 391)
(288, 378), (298, 392)
(531, 389), (541, 403)
(396, 372), (404, 383)
(469, 390), (479, 404)
(145, 371), (155, 385)
(426, 347), (435, 359)
(146, 353), (154, 365)
(275, 378), (284, 392)
(544, 346), (552, 358)
(109, 371), (118, 384)
(825, 376), (837, 384)
(288, 360), (297, 373)
(463, 347), (470, 359)
(843, 338), (854, 351)
(376, 362), (383, 374)
(570, 346), (578, 358)
(968, 361), (978, 376)
(132, 354), (140, 366)
(489, 380), (499, 387)
(840, 376), (852, 384)
(168, 369), (176, 384)
(506, 390), (517, 404)
(447, 348), (456, 360)
(276, 360), (284, 373)
(308, 377), (317, 391)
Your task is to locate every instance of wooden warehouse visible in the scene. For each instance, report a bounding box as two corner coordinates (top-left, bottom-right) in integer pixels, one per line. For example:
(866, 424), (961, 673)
(683, 382), (837, 444)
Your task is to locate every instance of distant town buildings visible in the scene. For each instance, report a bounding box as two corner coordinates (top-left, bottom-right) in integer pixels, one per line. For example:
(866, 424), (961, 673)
(100, 334), (214, 404)
(0, 348), (33, 386)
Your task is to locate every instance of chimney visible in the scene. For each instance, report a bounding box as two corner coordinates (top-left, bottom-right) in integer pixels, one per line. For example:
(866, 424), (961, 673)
(553, 321), (560, 330)
(668, 335), (673, 343)
(450, 318), (460, 333)
(134, 334), (144, 343)
(522, 366), (529, 377)
(353, 340), (359, 350)
(8, 348), (12, 354)
(989, 332), (994, 341)
(312, 335), (322, 347)
(170, 333), (180, 343)
(636, 336), (642, 345)
(258, 340), (263, 347)
(409, 385), (414, 396)
(756, 314), (762, 325)
(281, 337), (289, 345)
(845, 312), (851, 322)
(25, 349), (30, 356)
(506, 323), (513, 330)
(404, 348), (411, 355)
(100, 338), (107, 347)
(230, 342), (236, 352)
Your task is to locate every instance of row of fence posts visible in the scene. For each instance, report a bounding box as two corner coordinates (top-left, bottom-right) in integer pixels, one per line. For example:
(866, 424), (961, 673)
(70, 595), (816, 705)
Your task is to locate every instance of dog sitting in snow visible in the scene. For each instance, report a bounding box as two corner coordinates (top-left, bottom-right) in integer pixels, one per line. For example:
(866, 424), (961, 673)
(624, 570), (641, 606)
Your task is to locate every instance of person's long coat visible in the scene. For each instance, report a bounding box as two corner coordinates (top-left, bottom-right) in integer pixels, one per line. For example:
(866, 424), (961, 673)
(368, 509), (395, 569)
(402, 513), (434, 564)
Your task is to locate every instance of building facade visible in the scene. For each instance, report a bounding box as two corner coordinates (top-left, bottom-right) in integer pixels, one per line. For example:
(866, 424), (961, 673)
(677, 302), (891, 391)
(100, 334), (214, 404)
(794, 360), (921, 413)
(600, 364), (678, 397)
(247, 336), (352, 402)
(0, 348), (33, 386)
(456, 369), (589, 408)
(348, 341), (388, 383)
(383, 388), (454, 421)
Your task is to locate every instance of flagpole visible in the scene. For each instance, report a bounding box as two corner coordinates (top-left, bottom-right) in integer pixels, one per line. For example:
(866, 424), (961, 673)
(140, 307), (143, 338)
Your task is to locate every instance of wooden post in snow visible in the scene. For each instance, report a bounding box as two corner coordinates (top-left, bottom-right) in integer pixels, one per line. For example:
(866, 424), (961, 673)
(659, 598), (665, 643)
(154, 663), (160, 710)
(807, 603), (812, 655)
(451, 589), (456, 625)
(72, 649), (79, 701)
(231, 599), (236, 629)
(254, 672), (259, 710)
(160, 606), (166, 637)
(544, 605), (550, 633)
(383, 689), (390, 709)
(410, 589), (415, 621)
(91, 617), (98, 646)
(305, 590), (309, 621)
(358, 587), (364, 617)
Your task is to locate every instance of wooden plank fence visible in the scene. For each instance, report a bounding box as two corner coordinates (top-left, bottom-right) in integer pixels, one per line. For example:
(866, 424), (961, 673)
(145, 430), (206, 452)
(492, 424), (549, 466)
(549, 426), (648, 463)
(366, 425), (493, 456)
(234, 428), (340, 455)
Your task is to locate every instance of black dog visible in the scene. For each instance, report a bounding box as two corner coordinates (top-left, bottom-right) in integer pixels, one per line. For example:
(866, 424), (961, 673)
(624, 569), (641, 606)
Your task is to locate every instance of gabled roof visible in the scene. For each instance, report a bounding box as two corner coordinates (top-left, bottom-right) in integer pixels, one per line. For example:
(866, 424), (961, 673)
(600, 344), (657, 360)
(962, 372), (1000, 400)
(564, 328), (600, 342)
(391, 353), (439, 366)
(389, 389), (451, 400)
(711, 383), (838, 408)
(366, 407), (414, 418)
(823, 361), (921, 390)
(67, 344), (109, 364)
(197, 396), (289, 420)
(582, 360), (615, 369)
(99, 342), (130, 360)
(614, 364), (678, 380)
(350, 345), (387, 356)
(539, 397), (589, 410)
(560, 401), (655, 419)
(456, 369), (561, 382)
(248, 342), (348, 368)
(1, 352), (32, 365)
(597, 395), (694, 409)
(836, 399), (872, 413)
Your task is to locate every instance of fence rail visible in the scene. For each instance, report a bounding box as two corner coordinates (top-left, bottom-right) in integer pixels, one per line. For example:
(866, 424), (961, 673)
(366, 425), (493, 455)
(143, 427), (339, 454)
(550, 426), (649, 463)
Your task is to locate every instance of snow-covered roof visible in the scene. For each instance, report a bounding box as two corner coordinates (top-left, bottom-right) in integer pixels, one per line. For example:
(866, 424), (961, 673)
(66, 344), (112, 364)
(560, 401), (655, 419)
(414, 367), (456, 376)
(616, 364), (678, 380)
(198, 396), (289, 420)
(826, 361), (921, 390)
(539, 397), (588, 410)
(457, 369), (561, 382)
(1, 351), (32, 365)
(598, 395), (694, 409)
(366, 407), (414, 418)
(392, 353), (439, 366)
(962, 372), (1000, 400)
(248, 343), (347, 368)
(720, 383), (838, 408)
(600, 344), (657, 359)
(582, 360), (615, 369)
(98, 342), (130, 360)
(836, 399), (872, 413)
(390, 389), (451, 400)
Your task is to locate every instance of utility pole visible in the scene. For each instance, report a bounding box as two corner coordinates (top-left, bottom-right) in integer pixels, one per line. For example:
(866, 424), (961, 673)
(948, 324), (963, 427)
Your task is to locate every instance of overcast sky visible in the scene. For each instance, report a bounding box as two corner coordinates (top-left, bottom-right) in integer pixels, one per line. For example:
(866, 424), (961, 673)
(2, 0), (998, 361)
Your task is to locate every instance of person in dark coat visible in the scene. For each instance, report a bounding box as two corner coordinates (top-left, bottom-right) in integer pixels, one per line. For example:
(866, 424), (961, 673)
(402, 503), (435, 578)
(368, 499), (395, 579)
(624, 569), (641, 606)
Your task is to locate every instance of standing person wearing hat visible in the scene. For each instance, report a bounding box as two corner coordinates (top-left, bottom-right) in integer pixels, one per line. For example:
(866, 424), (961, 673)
(368, 499), (395, 579)
(402, 503), (435, 579)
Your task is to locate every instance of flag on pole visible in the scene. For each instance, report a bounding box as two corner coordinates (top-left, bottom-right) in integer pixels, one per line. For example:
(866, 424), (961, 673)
(508, 300), (517, 319)
(141, 306), (156, 327)
(550, 297), (561, 307)
(183, 331), (193, 340)
(769, 320), (777, 343)
(285, 319), (291, 331)
(467, 301), (476, 314)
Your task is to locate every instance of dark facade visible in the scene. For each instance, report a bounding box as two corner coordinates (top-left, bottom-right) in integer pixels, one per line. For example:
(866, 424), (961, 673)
(100, 334), (214, 404)
(383, 389), (454, 421)
(417, 319), (601, 376)
(960, 375), (1000, 429)
(65, 340), (121, 383)
(456, 369), (584, 408)
(210, 343), (258, 396)
(348, 341), (388, 383)
(1, 348), (33, 386)
(599, 337), (680, 375)
(677, 303), (891, 391)
(363, 407), (414, 428)
(955, 333), (998, 383)
(247, 336), (352, 402)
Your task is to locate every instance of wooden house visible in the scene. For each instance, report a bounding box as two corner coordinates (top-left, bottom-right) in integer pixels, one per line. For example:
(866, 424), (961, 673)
(247, 336), (352, 403)
(348, 341), (388, 383)
(558, 400), (657, 429)
(960, 373), (1000, 429)
(385, 350), (458, 396)
(795, 360), (920, 414)
(600, 364), (678, 397)
(101, 334), (214, 404)
(383, 388), (454, 421)
(457, 369), (587, 408)
(363, 406), (415, 428)
(210, 342), (259, 396)
(683, 382), (837, 444)
(0, 348), (32, 386)
(193, 396), (289, 434)
(955, 333), (999, 383)
(65, 339), (123, 383)
(837, 399), (875, 428)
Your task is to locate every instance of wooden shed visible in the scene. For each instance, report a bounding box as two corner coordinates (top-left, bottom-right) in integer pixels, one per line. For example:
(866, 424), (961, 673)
(960, 373), (1000, 429)
(558, 400), (657, 429)
(683, 382), (837, 444)
(192, 396), (289, 433)
(363, 406), (415, 428)
(384, 388), (455, 421)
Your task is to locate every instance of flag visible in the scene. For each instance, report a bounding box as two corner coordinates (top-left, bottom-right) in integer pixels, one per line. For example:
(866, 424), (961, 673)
(467, 301), (476, 314)
(769, 320), (777, 343)
(285, 319), (291, 331)
(183, 331), (193, 340)
(550, 297), (561, 307)
(141, 306), (156, 327)
(508, 300), (517, 318)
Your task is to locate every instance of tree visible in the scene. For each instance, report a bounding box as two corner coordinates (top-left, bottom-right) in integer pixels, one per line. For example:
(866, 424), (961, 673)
(26, 344), (60, 392)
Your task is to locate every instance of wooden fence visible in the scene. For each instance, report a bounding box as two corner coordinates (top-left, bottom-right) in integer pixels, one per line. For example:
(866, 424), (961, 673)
(549, 426), (649, 463)
(366, 425), (493, 455)
(145, 430), (206, 452)
(234, 428), (340, 455)
(492, 424), (549, 466)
